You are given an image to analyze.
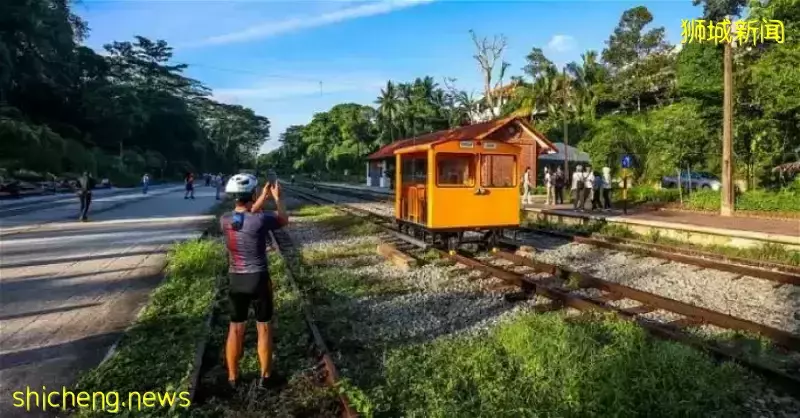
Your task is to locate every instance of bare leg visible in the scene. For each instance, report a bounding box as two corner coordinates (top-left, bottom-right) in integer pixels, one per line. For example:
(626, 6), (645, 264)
(225, 322), (246, 382)
(256, 321), (273, 378)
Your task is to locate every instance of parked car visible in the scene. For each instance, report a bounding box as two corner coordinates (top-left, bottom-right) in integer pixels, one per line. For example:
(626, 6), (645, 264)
(662, 172), (721, 191)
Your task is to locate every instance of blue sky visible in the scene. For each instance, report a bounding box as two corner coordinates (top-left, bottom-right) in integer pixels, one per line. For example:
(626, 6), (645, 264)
(76, 0), (703, 154)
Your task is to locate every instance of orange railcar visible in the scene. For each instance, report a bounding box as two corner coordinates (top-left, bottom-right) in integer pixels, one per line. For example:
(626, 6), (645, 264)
(394, 137), (520, 250)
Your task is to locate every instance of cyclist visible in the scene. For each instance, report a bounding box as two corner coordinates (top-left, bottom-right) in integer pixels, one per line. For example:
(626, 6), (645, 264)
(220, 174), (288, 389)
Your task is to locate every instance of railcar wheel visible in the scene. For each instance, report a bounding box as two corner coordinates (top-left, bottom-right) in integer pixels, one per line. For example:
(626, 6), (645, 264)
(487, 230), (499, 252)
(447, 235), (460, 253)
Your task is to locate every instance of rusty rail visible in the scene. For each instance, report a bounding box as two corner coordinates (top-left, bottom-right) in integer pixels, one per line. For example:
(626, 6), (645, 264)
(269, 230), (358, 418)
(493, 250), (800, 351)
(443, 251), (800, 397)
(522, 227), (800, 286)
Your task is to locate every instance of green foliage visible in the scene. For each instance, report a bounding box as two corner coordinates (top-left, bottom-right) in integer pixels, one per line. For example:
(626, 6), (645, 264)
(683, 189), (800, 212)
(375, 312), (749, 417)
(0, 1), (270, 181)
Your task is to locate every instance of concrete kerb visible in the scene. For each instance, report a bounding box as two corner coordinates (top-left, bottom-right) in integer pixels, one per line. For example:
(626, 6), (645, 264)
(0, 186), (185, 238)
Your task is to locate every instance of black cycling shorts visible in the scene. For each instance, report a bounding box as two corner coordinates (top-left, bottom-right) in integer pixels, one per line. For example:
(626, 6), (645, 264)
(228, 271), (273, 323)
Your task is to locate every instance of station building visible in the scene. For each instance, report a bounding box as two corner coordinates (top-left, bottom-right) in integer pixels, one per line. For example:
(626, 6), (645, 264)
(366, 116), (557, 189)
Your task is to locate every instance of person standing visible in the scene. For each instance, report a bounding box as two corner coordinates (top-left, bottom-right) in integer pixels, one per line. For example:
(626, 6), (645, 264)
(521, 166), (532, 205)
(221, 174), (288, 389)
(184, 172), (195, 200)
(571, 165), (585, 211)
(554, 166), (565, 204)
(592, 170), (603, 211)
(584, 165), (595, 211)
(602, 166), (613, 210)
(543, 167), (553, 205)
(75, 171), (96, 221)
(142, 173), (150, 194)
(215, 172), (224, 200)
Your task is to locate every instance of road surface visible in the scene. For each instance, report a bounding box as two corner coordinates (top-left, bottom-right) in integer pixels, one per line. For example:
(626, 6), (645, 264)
(0, 185), (224, 417)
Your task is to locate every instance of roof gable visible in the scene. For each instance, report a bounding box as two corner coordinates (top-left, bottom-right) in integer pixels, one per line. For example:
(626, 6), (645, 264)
(366, 117), (557, 160)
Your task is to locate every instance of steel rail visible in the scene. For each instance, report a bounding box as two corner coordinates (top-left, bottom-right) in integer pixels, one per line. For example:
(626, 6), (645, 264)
(522, 227), (800, 286)
(268, 229), (358, 418)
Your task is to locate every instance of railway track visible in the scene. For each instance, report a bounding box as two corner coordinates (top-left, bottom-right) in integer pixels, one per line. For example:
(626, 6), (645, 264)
(284, 184), (800, 398)
(267, 228), (358, 418)
(300, 182), (800, 286)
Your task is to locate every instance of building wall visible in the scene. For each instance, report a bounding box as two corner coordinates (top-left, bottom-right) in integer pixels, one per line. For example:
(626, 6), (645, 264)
(485, 127), (538, 188)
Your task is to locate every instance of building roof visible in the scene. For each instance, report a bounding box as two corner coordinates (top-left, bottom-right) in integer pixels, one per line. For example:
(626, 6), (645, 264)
(367, 116), (557, 160)
(538, 142), (591, 163)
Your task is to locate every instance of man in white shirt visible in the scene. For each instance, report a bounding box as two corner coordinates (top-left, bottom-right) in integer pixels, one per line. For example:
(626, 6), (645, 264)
(522, 167), (532, 205)
(571, 165), (585, 210)
(544, 167), (553, 205)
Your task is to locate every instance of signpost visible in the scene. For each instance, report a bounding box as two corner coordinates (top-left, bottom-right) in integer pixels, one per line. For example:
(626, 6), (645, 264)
(621, 155), (632, 214)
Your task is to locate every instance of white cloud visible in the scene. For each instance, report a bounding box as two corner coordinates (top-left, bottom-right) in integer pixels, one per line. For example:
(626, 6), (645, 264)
(189, 0), (434, 47)
(212, 74), (387, 103)
(546, 34), (576, 53)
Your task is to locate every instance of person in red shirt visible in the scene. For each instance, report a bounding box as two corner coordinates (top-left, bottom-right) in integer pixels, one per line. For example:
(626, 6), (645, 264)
(184, 172), (195, 199)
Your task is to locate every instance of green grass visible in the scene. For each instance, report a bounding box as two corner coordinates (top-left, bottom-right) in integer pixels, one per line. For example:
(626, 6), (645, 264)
(372, 312), (750, 418)
(189, 254), (340, 418)
(74, 239), (226, 417)
(524, 217), (800, 266)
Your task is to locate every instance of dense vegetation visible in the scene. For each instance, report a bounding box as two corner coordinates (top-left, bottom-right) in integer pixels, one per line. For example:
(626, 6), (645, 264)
(1, 0), (270, 185)
(261, 0), (799, 191)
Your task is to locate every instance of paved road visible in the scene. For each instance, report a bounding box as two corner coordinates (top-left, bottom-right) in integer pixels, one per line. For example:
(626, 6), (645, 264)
(0, 185), (225, 417)
(0, 184), (184, 223)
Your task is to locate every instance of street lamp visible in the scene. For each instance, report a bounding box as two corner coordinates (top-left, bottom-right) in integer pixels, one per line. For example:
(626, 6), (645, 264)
(721, 17), (737, 216)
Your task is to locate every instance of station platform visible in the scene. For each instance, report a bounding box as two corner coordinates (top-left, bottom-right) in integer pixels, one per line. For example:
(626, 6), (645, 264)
(299, 182), (798, 250)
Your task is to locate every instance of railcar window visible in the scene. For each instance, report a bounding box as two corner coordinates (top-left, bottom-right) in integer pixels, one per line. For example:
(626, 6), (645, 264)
(481, 154), (516, 188)
(401, 157), (427, 185)
(436, 154), (475, 187)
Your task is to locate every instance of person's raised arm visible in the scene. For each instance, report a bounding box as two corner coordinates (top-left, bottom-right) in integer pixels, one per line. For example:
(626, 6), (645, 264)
(250, 181), (271, 213)
(270, 182), (287, 224)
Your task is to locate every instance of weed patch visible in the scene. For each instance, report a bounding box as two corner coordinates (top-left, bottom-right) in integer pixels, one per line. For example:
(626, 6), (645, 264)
(373, 312), (750, 417)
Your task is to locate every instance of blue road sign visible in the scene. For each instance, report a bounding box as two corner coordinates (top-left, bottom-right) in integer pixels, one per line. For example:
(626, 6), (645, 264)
(621, 154), (632, 169)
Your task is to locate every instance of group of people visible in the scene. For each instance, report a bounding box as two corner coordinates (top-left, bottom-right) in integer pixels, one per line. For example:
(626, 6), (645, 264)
(521, 165), (614, 212)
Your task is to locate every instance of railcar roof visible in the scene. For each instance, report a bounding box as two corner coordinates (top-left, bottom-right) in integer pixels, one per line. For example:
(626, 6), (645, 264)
(366, 116), (556, 160)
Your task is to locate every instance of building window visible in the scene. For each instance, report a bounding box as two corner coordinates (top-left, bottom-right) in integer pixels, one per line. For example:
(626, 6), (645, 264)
(436, 154), (475, 187)
(481, 154), (516, 188)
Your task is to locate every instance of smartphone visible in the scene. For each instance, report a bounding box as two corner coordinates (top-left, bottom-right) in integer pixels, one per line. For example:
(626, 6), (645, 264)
(267, 172), (278, 187)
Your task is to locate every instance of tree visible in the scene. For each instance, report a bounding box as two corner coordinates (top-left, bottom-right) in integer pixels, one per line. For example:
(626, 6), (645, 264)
(470, 30), (510, 118)
(601, 6), (674, 112)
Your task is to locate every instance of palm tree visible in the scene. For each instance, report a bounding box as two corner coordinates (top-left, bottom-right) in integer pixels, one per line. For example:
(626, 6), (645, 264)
(566, 50), (606, 121)
(375, 81), (400, 144)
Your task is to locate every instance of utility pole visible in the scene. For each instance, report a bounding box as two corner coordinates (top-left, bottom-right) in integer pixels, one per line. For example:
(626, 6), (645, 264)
(721, 18), (736, 216)
(562, 66), (569, 177)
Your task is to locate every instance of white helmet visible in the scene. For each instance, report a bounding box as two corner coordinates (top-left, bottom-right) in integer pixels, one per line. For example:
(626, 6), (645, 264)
(225, 173), (258, 195)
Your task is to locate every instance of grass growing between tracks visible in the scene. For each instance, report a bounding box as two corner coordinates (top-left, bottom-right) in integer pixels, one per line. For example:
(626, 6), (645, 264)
(374, 312), (750, 417)
(190, 254), (340, 418)
(74, 238), (225, 417)
(187, 200), (341, 417)
(525, 217), (800, 266)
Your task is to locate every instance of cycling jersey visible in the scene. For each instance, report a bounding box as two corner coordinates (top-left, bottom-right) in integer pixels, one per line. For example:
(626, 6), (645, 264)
(220, 211), (287, 274)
